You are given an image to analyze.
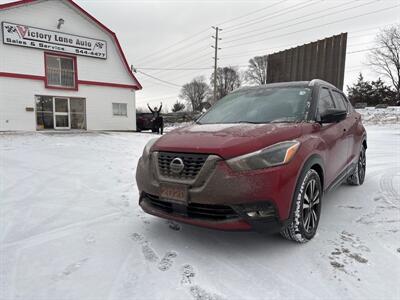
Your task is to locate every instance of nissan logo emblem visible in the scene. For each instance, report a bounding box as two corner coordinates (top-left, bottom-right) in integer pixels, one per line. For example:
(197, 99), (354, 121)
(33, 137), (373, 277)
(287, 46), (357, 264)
(170, 157), (185, 174)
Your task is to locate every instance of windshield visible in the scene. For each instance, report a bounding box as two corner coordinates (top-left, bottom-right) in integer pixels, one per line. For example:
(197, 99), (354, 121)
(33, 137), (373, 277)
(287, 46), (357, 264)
(198, 87), (311, 124)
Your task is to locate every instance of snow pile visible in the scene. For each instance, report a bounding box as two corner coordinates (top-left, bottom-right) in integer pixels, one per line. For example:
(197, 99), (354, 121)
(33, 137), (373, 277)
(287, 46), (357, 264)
(356, 106), (400, 125)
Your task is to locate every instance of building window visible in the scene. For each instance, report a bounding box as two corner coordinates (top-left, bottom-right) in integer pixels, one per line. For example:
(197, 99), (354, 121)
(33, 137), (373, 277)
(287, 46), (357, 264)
(45, 53), (76, 89)
(113, 103), (128, 116)
(36, 96), (54, 129)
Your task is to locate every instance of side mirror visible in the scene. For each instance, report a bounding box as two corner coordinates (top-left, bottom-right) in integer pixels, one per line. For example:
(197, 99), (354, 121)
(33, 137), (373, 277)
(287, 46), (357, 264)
(320, 109), (347, 123)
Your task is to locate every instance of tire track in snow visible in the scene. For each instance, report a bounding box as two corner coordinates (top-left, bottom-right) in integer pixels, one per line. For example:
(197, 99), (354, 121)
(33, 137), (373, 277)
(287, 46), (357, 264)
(379, 169), (400, 202)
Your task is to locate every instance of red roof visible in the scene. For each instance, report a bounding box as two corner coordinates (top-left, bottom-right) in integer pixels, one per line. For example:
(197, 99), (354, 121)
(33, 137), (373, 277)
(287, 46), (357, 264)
(0, 0), (142, 90)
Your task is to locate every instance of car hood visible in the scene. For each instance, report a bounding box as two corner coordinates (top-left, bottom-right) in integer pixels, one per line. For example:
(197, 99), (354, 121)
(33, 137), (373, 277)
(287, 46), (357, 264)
(152, 123), (304, 159)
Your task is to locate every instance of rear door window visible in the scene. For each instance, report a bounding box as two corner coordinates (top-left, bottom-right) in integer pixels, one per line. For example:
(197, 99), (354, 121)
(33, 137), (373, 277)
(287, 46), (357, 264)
(340, 93), (354, 112)
(318, 87), (335, 116)
(332, 90), (347, 111)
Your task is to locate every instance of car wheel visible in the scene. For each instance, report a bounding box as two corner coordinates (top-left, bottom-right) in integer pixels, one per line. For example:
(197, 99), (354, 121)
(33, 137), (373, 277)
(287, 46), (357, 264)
(347, 146), (366, 186)
(281, 169), (322, 243)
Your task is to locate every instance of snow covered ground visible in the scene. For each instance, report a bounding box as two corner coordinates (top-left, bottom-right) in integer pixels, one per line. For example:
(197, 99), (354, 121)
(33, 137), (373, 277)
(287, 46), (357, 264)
(0, 126), (399, 300)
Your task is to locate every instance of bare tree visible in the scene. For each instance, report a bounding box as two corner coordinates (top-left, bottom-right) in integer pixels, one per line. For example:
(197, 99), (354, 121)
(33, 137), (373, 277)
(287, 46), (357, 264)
(245, 55), (268, 85)
(210, 66), (241, 101)
(179, 76), (210, 112)
(368, 25), (400, 102)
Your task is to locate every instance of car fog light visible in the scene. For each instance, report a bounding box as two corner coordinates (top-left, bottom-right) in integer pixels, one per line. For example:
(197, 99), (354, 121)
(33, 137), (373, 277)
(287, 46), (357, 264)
(246, 211), (258, 217)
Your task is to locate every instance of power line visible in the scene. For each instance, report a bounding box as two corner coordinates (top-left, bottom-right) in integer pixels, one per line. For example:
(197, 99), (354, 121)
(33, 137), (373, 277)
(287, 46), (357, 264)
(139, 46), (378, 88)
(140, 58), (213, 88)
(136, 70), (182, 88)
(223, 0), (316, 33)
(137, 35), (211, 66)
(347, 48), (377, 55)
(224, 0), (376, 44)
(223, 0), (364, 42)
(217, 34), (377, 61)
(133, 1), (290, 65)
(223, 3), (400, 49)
(138, 50), (211, 78)
(216, 0), (289, 27)
(139, 25), (388, 84)
(134, 28), (210, 64)
(136, 67), (213, 71)
(134, 2), (389, 80)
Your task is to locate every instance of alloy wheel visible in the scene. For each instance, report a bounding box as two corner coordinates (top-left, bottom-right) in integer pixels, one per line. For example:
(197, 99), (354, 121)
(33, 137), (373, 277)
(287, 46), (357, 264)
(302, 179), (321, 233)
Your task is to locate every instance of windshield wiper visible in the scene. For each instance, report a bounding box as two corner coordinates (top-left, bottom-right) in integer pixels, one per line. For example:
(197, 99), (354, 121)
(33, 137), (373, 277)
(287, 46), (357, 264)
(237, 121), (263, 124)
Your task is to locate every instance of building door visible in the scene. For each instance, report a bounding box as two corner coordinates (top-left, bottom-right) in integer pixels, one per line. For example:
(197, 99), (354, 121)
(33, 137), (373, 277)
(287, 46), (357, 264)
(36, 96), (86, 130)
(70, 98), (87, 129)
(53, 97), (70, 129)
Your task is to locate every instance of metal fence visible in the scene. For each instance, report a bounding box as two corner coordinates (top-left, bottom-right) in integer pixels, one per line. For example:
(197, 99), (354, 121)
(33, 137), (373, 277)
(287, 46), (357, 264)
(266, 33), (348, 90)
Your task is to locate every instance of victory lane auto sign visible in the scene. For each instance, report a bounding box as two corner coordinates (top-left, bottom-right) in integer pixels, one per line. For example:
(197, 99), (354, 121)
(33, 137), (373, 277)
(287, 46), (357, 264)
(2, 22), (107, 59)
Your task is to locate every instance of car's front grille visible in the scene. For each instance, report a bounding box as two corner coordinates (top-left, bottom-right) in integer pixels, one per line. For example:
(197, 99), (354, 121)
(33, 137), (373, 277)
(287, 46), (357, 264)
(144, 193), (239, 221)
(158, 152), (208, 180)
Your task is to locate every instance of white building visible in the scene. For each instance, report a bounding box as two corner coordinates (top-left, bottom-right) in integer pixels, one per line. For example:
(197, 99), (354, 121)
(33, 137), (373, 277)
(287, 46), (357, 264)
(0, 0), (142, 131)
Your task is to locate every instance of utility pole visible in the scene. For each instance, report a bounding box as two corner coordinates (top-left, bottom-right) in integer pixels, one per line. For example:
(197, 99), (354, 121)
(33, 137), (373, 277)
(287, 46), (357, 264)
(211, 26), (222, 104)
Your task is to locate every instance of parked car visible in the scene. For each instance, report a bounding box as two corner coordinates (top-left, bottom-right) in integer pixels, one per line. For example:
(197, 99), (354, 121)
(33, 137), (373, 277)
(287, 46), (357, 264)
(354, 102), (367, 109)
(136, 80), (367, 243)
(136, 112), (155, 132)
(375, 104), (389, 109)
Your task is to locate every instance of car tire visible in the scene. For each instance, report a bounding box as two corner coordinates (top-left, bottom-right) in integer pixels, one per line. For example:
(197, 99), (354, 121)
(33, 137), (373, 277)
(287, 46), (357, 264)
(281, 169), (322, 243)
(347, 146), (366, 186)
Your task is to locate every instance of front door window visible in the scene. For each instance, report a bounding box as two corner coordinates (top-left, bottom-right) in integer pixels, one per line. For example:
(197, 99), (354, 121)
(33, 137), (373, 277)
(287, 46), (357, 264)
(36, 96), (54, 129)
(54, 98), (70, 129)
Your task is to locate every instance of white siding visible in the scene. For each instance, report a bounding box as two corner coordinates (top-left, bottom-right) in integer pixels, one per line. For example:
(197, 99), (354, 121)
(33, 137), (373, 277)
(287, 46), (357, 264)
(0, 0), (139, 131)
(0, 77), (137, 131)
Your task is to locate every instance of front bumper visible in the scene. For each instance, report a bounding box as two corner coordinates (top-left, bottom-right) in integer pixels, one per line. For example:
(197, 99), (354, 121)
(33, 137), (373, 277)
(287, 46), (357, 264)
(139, 192), (281, 232)
(136, 151), (300, 231)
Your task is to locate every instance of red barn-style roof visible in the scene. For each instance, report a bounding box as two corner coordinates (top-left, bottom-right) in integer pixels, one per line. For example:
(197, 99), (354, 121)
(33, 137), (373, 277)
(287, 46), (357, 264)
(0, 0), (142, 90)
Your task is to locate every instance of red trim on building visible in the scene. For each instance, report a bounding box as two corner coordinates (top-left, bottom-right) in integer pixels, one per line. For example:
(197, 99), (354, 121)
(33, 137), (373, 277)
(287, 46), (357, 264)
(44, 52), (79, 91)
(0, 0), (36, 10)
(0, 0), (142, 90)
(0, 72), (137, 89)
(78, 80), (137, 89)
(0, 72), (44, 80)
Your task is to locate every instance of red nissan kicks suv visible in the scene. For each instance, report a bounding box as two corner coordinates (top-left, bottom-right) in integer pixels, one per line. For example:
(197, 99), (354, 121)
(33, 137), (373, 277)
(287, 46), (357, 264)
(136, 80), (367, 242)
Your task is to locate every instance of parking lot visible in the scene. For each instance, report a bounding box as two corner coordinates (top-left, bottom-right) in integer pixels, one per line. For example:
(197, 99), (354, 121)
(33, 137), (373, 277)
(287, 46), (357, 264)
(1, 125), (399, 300)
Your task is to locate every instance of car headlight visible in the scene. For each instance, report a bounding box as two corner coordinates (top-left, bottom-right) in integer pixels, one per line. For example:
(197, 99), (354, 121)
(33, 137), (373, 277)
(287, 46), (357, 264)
(142, 138), (159, 160)
(226, 141), (300, 172)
